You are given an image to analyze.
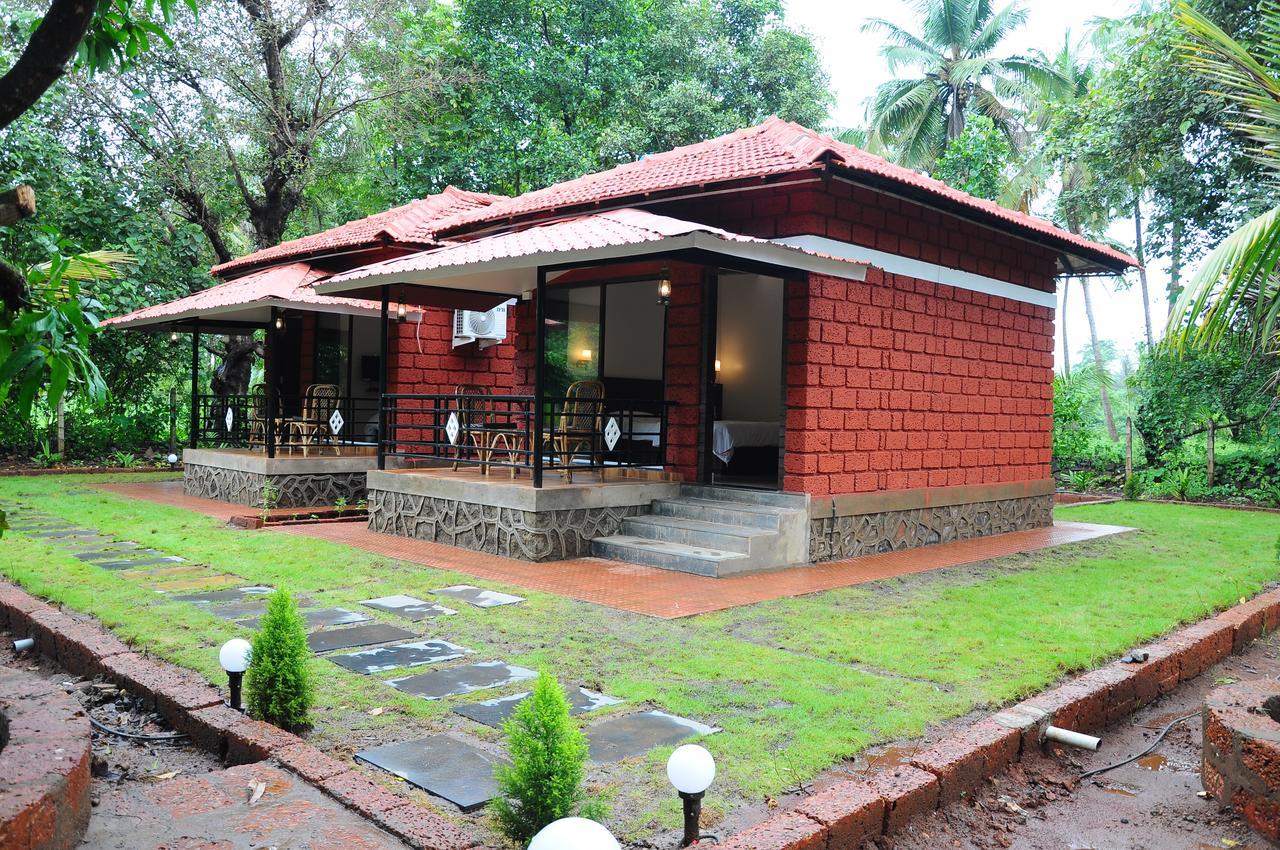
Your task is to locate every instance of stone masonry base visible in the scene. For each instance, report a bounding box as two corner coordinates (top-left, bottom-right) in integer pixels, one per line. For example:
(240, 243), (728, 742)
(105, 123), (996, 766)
(809, 493), (1054, 562)
(367, 488), (645, 561)
(184, 462), (367, 509)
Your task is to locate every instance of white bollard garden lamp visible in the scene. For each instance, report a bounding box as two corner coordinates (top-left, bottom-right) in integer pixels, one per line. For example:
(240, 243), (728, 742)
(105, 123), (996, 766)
(667, 743), (716, 847)
(219, 638), (252, 712)
(528, 817), (620, 850)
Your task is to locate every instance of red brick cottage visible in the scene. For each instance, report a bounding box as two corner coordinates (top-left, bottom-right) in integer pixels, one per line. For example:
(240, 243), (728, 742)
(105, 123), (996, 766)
(109, 118), (1135, 574)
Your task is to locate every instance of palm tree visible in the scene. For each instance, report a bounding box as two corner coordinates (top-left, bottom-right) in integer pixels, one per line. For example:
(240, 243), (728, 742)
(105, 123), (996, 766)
(862, 0), (1059, 169)
(1168, 2), (1280, 368)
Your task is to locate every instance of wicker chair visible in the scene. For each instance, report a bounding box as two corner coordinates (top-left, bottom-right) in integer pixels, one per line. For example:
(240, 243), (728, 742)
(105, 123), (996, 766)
(286, 384), (339, 455)
(247, 384), (283, 450)
(451, 384), (493, 472)
(548, 380), (605, 482)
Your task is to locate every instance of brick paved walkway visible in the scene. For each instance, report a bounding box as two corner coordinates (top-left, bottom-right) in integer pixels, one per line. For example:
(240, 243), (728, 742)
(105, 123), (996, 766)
(84, 761), (408, 849)
(99, 480), (1132, 619)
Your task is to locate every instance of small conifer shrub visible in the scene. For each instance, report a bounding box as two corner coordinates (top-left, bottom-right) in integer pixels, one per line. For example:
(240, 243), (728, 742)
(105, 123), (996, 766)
(492, 671), (604, 845)
(245, 588), (313, 729)
(1123, 474), (1143, 501)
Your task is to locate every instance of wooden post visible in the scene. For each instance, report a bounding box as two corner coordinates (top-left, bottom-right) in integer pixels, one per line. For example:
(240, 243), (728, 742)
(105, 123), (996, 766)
(1207, 419), (1216, 488)
(189, 322), (200, 449)
(377, 287), (388, 471)
(533, 267), (547, 489)
(265, 308), (278, 459)
(55, 397), (64, 456)
(1125, 416), (1133, 480)
(169, 386), (177, 458)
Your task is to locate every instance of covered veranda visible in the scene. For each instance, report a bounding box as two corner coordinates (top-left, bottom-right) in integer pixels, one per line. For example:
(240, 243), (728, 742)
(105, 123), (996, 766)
(314, 208), (869, 560)
(103, 262), (402, 508)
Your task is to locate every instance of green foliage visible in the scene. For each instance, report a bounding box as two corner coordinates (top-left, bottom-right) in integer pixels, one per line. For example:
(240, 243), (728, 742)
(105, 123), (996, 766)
(245, 589), (314, 730)
(260, 482), (280, 523)
(492, 671), (597, 845)
(1123, 474), (1143, 501)
(1132, 345), (1277, 462)
(1063, 469), (1099, 493)
(334, 496), (348, 515)
(934, 116), (1013, 200)
(862, 0), (1059, 168)
(108, 451), (139, 468)
(32, 439), (61, 469)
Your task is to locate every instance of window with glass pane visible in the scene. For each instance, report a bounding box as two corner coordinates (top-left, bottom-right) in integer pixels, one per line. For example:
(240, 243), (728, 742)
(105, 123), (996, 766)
(544, 285), (601, 397)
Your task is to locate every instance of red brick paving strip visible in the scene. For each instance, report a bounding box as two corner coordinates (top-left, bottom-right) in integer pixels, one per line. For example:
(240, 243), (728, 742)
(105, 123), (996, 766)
(0, 666), (93, 850)
(716, 587), (1280, 850)
(98, 480), (1131, 618)
(0, 582), (482, 850)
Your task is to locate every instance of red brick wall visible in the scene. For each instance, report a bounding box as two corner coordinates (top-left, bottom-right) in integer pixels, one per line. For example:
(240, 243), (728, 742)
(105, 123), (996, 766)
(783, 268), (1055, 498)
(388, 307), (517, 395)
(660, 179), (1059, 293)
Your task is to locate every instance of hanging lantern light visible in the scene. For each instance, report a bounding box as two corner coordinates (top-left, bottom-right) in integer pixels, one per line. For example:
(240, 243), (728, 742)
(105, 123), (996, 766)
(657, 267), (672, 306)
(397, 302), (407, 322)
(274, 314), (284, 331)
(169, 330), (179, 343)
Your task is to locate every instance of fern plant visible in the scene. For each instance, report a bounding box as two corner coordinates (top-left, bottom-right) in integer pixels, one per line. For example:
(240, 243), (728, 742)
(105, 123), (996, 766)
(1063, 469), (1099, 494)
(244, 589), (314, 729)
(491, 671), (603, 845)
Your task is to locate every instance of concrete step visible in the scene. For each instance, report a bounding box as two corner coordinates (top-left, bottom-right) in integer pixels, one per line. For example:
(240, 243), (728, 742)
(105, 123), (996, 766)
(678, 483), (808, 511)
(590, 535), (751, 577)
(621, 515), (771, 554)
(651, 497), (783, 529)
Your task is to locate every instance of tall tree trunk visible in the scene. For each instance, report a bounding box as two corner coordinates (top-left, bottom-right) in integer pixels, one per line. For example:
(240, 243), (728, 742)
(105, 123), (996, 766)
(1168, 218), (1184, 317)
(1133, 196), (1154, 349)
(1207, 419), (1216, 488)
(1081, 278), (1119, 441)
(1060, 278), (1071, 376)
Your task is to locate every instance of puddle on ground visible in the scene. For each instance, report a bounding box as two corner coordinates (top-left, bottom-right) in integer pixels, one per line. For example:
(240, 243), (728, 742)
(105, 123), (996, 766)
(1135, 754), (1169, 771)
(1100, 783), (1139, 797)
(858, 746), (916, 771)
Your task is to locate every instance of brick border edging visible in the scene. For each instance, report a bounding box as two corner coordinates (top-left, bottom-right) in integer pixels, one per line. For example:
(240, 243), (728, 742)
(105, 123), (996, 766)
(1203, 679), (1280, 841)
(716, 587), (1280, 850)
(0, 467), (179, 478)
(0, 583), (484, 850)
(0, 666), (92, 850)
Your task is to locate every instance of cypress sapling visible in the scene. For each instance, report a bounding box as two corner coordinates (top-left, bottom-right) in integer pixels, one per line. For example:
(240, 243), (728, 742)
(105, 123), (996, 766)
(244, 588), (314, 729)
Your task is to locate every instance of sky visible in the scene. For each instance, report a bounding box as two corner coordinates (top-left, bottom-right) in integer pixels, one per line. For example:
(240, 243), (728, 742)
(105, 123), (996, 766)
(782, 0), (1164, 374)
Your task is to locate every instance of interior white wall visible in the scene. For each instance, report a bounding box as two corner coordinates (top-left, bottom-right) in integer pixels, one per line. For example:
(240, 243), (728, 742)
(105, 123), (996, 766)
(602, 280), (665, 379)
(716, 273), (782, 422)
(348, 315), (382, 400)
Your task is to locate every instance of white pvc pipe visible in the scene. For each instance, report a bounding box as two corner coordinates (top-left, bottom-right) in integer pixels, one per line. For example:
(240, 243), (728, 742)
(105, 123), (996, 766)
(1044, 725), (1101, 751)
(12, 638), (34, 652)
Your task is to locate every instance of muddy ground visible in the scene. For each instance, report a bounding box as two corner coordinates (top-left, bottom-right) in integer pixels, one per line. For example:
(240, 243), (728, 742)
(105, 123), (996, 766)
(865, 632), (1280, 850)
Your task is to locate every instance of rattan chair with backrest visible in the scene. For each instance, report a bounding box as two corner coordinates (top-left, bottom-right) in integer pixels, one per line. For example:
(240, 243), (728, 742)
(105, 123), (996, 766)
(287, 383), (339, 454)
(248, 383), (269, 449)
(451, 384), (492, 471)
(550, 380), (605, 482)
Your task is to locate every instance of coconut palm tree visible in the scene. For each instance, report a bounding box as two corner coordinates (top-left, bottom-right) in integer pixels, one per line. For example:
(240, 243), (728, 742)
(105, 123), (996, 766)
(1168, 1), (1280, 368)
(862, 0), (1059, 169)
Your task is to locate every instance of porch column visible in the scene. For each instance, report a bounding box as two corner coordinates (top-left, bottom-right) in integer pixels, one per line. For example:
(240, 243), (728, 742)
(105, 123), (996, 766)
(377, 286), (388, 470)
(532, 267), (547, 489)
(188, 319), (200, 449)
(265, 307), (278, 459)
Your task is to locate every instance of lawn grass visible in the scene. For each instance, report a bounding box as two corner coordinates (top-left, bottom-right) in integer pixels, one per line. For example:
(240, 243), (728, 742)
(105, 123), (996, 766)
(0, 474), (1276, 842)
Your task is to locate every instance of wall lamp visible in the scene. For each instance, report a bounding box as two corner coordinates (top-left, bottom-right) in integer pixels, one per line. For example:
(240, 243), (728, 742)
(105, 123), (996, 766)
(657, 267), (672, 306)
(577, 348), (593, 368)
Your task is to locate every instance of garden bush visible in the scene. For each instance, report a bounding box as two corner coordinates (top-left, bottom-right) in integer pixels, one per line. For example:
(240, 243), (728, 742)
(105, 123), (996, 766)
(492, 671), (604, 845)
(245, 589), (314, 729)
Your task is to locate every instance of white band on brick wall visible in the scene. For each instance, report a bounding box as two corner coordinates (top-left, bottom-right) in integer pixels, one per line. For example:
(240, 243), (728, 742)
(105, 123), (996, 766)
(773, 234), (1058, 309)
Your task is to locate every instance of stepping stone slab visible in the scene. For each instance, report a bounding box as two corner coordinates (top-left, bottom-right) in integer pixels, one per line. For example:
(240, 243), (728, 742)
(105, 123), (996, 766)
(328, 640), (471, 674)
(388, 661), (536, 700)
(307, 623), (415, 653)
(454, 686), (622, 728)
(431, 585), (524, 608)
(174, 586), (274, 604)
(360, 595), (457, 621)
(355, 735), (505, 812)
(154, 574), (247, 592)
(27, 530), (108, 541)
(241, 607), (371, 630)
(121, 565), (211, 581)
(95, 556), (187, 571)
(73, 544), (143, 560)
(586, 711), (719, 763)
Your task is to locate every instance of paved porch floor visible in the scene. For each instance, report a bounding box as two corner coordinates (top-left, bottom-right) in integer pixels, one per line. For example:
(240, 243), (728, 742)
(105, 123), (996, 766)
(99, 480), (1132, 619)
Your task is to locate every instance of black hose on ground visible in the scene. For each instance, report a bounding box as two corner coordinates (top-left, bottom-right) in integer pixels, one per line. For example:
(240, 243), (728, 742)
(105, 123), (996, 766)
(1078, 711), (1200, 781)
(89, 716), (189, 742)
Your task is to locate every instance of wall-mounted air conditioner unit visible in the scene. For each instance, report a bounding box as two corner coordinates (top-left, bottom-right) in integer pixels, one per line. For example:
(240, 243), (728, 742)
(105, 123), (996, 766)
(452, 301), (510, 349)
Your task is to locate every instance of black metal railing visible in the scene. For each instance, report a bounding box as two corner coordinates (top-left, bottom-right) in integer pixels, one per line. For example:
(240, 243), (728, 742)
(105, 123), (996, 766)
(381, 393), (671, 483)
(193, 392), (380, 456)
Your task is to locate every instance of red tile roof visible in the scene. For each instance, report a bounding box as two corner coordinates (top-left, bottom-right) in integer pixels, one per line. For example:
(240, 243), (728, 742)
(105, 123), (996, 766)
(433, 117), (1137, 272)
(211, 187), (503, 278)
(322, 208), (868, 291)
(103, 263), (390, 328)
